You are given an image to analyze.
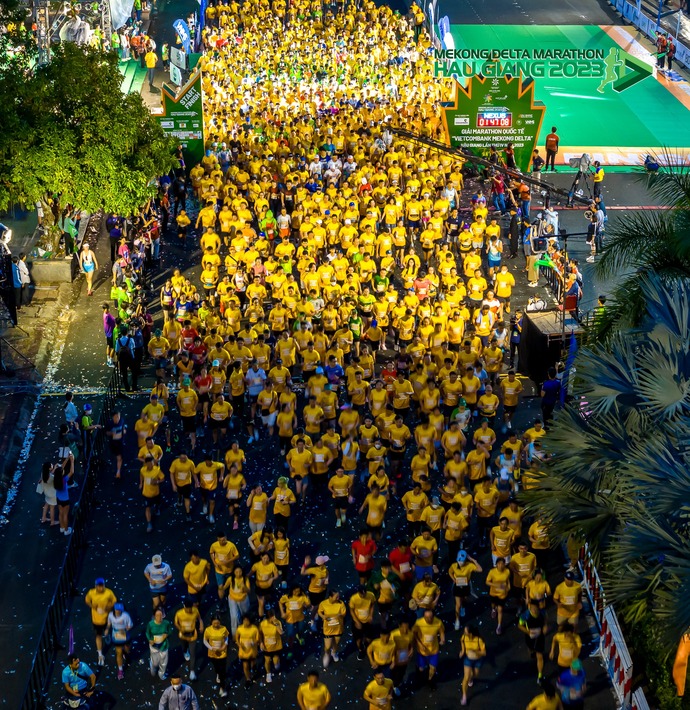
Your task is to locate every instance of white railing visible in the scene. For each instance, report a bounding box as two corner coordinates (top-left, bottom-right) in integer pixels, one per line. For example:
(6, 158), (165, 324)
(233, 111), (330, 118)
(579, 544), (646, 710)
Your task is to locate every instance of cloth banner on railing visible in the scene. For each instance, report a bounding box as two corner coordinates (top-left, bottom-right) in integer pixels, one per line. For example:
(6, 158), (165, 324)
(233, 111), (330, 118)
(579, 544), (606, 628)
(600, 605), (633, 707)
(109, 0), (135, 30)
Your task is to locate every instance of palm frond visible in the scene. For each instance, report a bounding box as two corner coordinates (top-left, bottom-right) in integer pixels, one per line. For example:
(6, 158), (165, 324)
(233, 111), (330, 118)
(641, 148), (690, 210)
(572, 338), (641, 416)
(529, 275), (690, 647)
(605, 515), (690, 651)
(638, 272), (690, 346)
(595, 209), (677, 278)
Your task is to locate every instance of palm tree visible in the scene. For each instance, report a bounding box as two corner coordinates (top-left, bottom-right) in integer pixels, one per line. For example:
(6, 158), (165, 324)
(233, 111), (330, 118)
(592, 150), (690, 341)
(522, 273), (690, 652)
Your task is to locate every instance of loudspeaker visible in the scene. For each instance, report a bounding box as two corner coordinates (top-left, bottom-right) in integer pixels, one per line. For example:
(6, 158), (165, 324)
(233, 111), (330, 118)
(519, 311), (565, 382)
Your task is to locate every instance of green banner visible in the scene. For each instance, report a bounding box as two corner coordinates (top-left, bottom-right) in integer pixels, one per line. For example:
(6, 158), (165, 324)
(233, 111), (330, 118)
(441, 75), (546, 172)
(155, 71), (205, 167)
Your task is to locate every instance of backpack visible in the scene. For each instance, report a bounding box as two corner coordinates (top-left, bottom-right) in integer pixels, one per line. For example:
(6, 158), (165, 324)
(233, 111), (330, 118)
(117, 337), (133, 363)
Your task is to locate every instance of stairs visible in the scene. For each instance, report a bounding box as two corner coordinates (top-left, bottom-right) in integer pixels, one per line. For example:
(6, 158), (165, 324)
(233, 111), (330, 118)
(118, 60), (148, 94)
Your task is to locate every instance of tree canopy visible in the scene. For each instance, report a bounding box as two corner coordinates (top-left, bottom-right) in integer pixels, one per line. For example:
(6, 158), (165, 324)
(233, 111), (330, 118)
(522, 273), (690, 653)
(0, 42), (175, 216)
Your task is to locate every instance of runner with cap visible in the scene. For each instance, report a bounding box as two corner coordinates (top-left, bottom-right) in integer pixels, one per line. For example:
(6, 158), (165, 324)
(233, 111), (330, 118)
(553, 571), (583, 627)
(449, 550), (483, 629)
(80, 403), (101, 457)
(557, 659), (587, 709)
(144, 553), (173, 613)
(106, 602), (133, 680)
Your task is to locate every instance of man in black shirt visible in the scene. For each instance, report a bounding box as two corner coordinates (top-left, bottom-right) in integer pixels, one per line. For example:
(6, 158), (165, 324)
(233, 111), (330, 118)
(519, 601), (548, 682)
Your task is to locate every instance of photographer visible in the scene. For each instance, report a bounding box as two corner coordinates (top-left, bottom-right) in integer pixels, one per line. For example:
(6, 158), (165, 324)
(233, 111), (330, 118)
(523, 221), (541, 288)
(62, 654), (96, 707)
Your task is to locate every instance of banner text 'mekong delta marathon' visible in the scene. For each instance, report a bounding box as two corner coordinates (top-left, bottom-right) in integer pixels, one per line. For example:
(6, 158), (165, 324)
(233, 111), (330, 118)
(433, 25), (690, 166)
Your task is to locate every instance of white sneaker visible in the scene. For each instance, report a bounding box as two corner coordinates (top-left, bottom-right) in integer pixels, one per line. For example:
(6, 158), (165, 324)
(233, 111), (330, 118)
(323, 652), (330, 668)
(266, 672), (273, 683)
(507, 421), (512, 430)
(216, 675), (220, 684)
(454, 620), (460, 631)
(336, 519), (341, 528)
(331, 651), (340, 663)
(586, 255), (595, 263)
(190, 670), (197, 681)
(98, 654), (105, 666)
(219, 688), (228, 697)
(63, 527), (73, 535)
(184, 651), (191, 662)
(202, 505), (208, 514)
(209, 514), (215, 523)
(528, 281), (538, 287)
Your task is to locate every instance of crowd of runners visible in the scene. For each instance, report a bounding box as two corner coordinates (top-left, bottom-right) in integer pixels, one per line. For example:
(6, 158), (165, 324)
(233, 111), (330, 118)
(60, 1), (592, 708)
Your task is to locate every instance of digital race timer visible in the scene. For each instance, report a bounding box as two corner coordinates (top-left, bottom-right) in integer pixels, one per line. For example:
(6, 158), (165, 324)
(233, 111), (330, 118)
(476, 109), (513, 128)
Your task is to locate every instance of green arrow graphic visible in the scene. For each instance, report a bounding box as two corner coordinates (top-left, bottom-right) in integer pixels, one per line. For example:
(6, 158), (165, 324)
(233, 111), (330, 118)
(612, 52), (652, 93)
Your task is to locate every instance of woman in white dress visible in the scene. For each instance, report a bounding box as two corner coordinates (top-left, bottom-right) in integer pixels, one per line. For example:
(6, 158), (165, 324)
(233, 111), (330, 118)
(38, 461), (59, 526)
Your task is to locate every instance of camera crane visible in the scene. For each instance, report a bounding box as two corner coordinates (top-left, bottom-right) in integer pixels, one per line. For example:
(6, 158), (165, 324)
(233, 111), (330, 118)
(387, 128), (592, 209)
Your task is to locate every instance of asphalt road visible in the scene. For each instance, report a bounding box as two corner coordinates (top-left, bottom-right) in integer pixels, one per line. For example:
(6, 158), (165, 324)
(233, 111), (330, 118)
(0, 153), (658, 708)
(31, 191), (620, 710)
(435, 0), (619, 26)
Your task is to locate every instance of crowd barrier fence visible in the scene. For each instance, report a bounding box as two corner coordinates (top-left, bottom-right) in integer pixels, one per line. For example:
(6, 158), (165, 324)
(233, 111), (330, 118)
(20, 365), (124, 709)
(579, 544), (650, 710)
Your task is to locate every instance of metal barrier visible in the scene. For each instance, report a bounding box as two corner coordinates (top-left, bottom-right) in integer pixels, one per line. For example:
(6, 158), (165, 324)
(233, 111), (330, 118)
(632, 687), (651, 710)
(20, 365), (123, 710)
(600, 605), (634, 708)
(608, 0), (690, 70)
(579, 544), (652, 710)
(579, 543), (607, 629)
(540, 263), (563, 303)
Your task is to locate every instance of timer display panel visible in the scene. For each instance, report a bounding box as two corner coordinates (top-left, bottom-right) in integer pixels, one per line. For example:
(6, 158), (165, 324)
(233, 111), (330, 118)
(476, 110), (512, 128)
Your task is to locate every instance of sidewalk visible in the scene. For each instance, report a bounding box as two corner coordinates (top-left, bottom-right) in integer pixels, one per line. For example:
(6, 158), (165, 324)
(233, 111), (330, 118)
(0, 216), (114, 706)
